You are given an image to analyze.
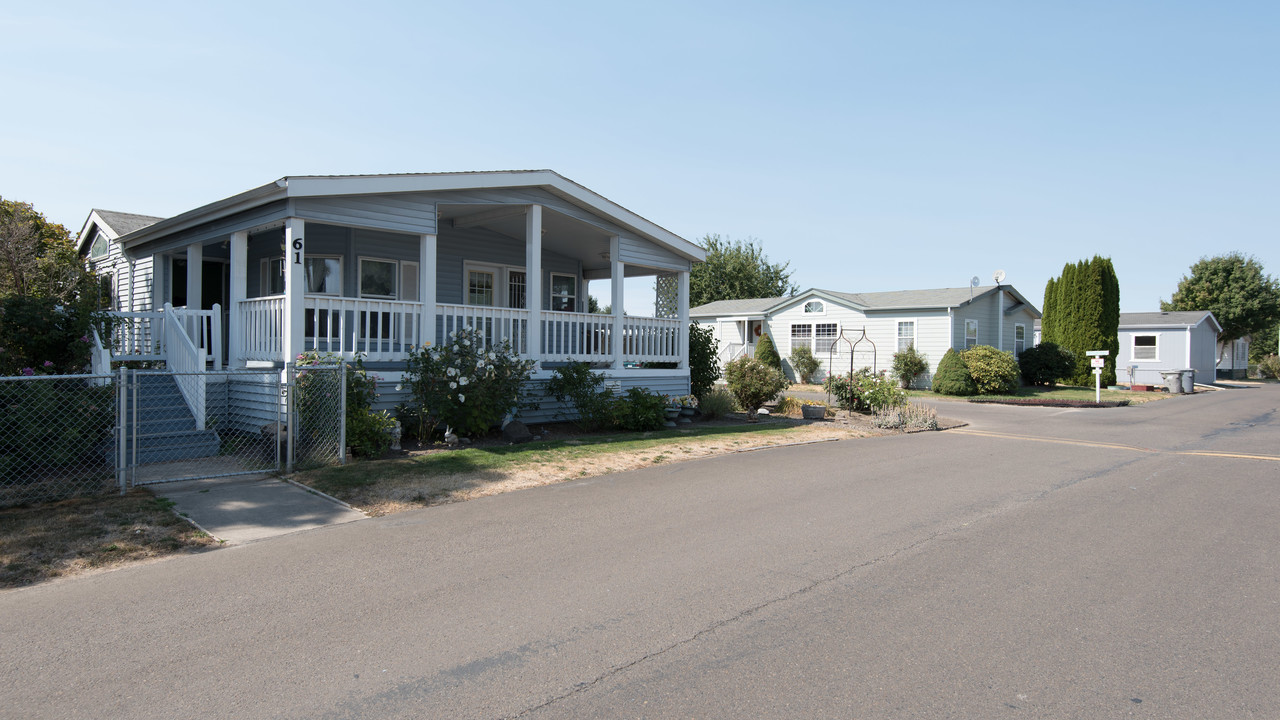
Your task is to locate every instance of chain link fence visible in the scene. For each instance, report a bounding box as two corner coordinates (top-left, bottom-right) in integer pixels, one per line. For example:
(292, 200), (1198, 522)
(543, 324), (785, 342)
(1, 374), (117, 507)
(2, 365), (348, 506)
(288, 364), (346, 471)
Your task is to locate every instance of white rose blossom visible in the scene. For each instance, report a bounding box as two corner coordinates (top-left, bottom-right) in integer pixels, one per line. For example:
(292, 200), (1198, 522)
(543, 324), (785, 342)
(458, 393), (465, 403)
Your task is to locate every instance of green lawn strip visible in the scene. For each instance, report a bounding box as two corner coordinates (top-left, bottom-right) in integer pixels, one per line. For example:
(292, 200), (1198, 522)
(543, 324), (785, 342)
(0, 491), (219, 589)
(907, 385), (1161, 404)
(297, 420), (809, 500)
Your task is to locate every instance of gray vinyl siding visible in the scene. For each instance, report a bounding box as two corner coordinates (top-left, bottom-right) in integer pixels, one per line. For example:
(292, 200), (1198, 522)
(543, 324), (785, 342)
(617, 236), (688, 272)
(246, 223), (422, 299)
(134, 200), (288, 256)
(1119, 322), (1217, 385)
(437, 226), (582, 309)
(292, 194), (437, 235)
(130, 256), (154, 311)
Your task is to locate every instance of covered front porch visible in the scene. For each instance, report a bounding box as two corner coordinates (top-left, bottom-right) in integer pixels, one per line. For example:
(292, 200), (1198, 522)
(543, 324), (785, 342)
(154, 202), (689, 369)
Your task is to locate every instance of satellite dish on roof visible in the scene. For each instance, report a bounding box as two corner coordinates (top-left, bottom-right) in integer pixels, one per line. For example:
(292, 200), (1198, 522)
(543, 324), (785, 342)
(993, 269), (1006, 284)
(970, 276), (980, 287)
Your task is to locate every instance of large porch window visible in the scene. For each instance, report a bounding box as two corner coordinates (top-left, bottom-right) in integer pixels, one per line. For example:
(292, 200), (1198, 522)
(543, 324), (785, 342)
(550, 273), (577, 312)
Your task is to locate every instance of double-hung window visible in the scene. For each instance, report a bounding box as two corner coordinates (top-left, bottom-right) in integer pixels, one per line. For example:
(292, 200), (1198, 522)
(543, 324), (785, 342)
(965, 320), (978, 349)
(897, 321), (916, 353)
(815, 323), (838, 354)
(791, 323), (812, 352)
(550, 273), (577, 312)
(1133, 334), (1157, 361)
(1014, 324), (1026, 357)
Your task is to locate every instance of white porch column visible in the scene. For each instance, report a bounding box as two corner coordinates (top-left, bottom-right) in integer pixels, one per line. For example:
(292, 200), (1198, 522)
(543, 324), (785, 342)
(229, 231), (248, 367)
(996, 288), (1004, 352)
(525, 205), (542, 365)
(153, 254), (167, 310)
(678, 270), (690, 369)
(186, 243), (203, 310)
(610, 236), (624, 369)
(419, 233), (437, 350)
(283, 218), (306, 364)
(126, 257), (135, 312)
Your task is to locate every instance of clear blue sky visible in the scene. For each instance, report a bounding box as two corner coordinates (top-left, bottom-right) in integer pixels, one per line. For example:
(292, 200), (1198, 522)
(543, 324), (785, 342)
(4, 1), (1277, 313)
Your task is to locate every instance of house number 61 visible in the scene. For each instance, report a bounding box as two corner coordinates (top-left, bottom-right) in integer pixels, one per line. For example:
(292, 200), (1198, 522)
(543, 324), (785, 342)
(292, 238), (303, 264)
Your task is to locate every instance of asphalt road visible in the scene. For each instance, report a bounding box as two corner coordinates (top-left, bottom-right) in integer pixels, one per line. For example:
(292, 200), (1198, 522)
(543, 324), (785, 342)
(2, 386), (1277, 719)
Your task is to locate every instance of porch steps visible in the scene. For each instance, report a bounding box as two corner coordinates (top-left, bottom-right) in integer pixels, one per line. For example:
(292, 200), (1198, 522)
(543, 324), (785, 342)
(120, 374), (221, 465)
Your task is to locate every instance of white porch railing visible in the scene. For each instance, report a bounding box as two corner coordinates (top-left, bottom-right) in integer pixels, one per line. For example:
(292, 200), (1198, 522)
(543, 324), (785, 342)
(436, 303), (529, 355)
(162, 306), (206, 430)
(717, 342), (751, 366)
(233, 298), (683, 365)
(238, 296), (285, 362)
(623, 317), (682, 364)
(104, 311), (166, 361)
(169, 304), (222, 371)
(306, 296), (425, 361)
(540, 310), (613, 362)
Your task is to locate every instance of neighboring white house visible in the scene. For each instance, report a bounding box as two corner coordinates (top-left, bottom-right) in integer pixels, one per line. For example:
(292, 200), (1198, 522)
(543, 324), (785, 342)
(1216, 337), (1250, 380)
(691, 285), (1041, 388)
(1117, 311), (1222, 387)
(77, 170), (705, 422)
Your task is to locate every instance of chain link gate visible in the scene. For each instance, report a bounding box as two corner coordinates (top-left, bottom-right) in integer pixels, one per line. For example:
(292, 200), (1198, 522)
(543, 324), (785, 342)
(117, 365), (346, 489)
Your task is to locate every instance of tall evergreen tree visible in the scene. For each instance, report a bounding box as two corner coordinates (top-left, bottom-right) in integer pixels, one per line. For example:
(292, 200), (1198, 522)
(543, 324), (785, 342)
(1040, 256), (1120, 385)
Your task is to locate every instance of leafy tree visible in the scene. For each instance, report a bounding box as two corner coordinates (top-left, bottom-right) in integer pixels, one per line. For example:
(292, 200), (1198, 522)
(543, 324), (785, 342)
(0, 198), (96, 304)
(687, 322), (721, 399)
(1040, 256), (1119, 385)
(1018, 342), (1074, 387)
(689, 234), (798, 308)
(724, 356), (788, 421)
(789, 345), (821, 384)
(891, 345), (929, 389)
(1251, 322), (1277, 365)
(1161, 253), (1280, 362)
(754, 332), (781, 370)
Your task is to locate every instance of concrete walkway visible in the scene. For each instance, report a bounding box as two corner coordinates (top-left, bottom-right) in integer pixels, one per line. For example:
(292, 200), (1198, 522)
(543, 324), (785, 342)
(152, 474), (366, 545)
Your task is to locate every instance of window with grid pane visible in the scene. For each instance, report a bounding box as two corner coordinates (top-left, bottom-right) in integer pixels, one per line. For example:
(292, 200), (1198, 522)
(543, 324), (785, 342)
(897, 321), (915, 353)
(1014, 324), (1025, 357)
(468, 270), (495, 306)
(815, 323), (837, 353)
(965, 320), (978, 349)
(791, 323), (812, 352)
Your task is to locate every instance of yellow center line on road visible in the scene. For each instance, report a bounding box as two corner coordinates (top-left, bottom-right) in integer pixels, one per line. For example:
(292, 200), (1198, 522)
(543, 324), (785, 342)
(949, 428), (1280, 463)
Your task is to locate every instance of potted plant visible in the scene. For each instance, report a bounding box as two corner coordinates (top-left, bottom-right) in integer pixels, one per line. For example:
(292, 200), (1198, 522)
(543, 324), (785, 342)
(800, 400), (827, 420)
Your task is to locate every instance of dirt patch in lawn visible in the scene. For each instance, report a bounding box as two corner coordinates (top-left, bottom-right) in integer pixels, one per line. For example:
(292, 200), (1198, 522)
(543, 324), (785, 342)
(296, 411), (930, 517)
(1, 491), (219, 590)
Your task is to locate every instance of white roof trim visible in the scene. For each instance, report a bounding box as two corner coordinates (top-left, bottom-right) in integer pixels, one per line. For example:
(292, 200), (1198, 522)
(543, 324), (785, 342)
(117, 171), (704, 262)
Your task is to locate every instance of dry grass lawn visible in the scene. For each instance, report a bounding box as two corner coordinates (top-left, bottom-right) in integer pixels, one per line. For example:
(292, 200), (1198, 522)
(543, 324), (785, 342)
(297, 415), (892, 517)
(1, 491), (219, 589)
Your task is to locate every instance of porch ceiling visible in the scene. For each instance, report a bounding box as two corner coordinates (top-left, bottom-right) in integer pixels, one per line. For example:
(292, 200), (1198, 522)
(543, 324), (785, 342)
(439, 204), (615, 273)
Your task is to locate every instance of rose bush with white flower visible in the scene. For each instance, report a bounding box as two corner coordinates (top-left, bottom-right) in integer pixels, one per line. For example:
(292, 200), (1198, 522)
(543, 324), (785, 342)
(403, 327), (536, 438)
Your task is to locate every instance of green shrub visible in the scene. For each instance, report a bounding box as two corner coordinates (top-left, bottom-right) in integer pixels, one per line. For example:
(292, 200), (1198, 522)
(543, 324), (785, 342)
(1018, 342), (1075, 387)
(789, 346), (821, 384)
(0, 296), (104, 376)
(546, 361), (615, 430)
(697, 388), (737, 418)
(0, 379), (114, 477)
(824, 368), (906, 412)
(891, 345), (929, 389)
(724, 356), (788, 420)
(688, 322), (721, 400)
(404, 328), (537, 438)
(932, 348), (977, 396)
(296, 352), (394, 458)
(1258, 354), (1280, 379)
(964, 345), (1021, 394)
(774, 395), (803, 416)
(754, 332), (782, 370)
(610, 388), (667, 431)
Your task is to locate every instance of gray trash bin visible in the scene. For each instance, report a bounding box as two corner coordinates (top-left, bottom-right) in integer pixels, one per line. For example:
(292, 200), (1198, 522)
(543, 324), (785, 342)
(1160, 370), (1184, 394)
(1180, 370), (1195, 394)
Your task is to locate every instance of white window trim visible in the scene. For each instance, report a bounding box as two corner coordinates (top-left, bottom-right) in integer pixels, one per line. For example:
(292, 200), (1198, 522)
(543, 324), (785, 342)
(260, 257), (284, 296)
(790, 322), (814, 353)
(1014, 323), (1026, 357)
(897, 319), (917, 353)
(305, 255), (344, 296)
(549, 272), (578, 313)
(463, 262), (530, 308)
(964, 319), (978, 349)
(814, 321), (839, 355)
(359, 256), (399, 299)
(802, 300), (826, 316)
(1132, 333), (1160, 362)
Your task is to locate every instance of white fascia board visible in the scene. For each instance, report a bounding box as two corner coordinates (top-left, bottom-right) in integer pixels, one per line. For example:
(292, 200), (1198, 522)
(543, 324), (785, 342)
(120, 181), (285, 250)
(764, 288), (864, 315)
(282, 171), (706, 264)
(76, 210), (115, 252)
